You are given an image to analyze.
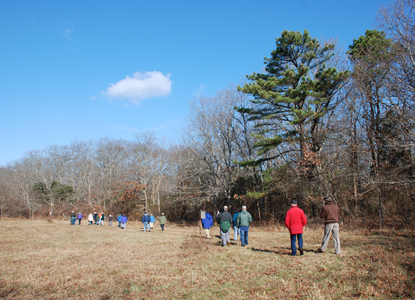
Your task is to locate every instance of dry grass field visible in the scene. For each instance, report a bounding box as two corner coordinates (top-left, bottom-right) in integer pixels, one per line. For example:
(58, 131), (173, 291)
(0, 219), (414, 299)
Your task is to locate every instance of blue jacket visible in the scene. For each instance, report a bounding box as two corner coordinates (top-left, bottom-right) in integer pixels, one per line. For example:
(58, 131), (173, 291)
(202, 213), (213, 229)
(233, 212), (240, 226)
(121, 216), (127, 223)
(150, 215), (155, 223)
(117, 214), (122, 222)
(77, 213), (83, 220)
(142, 214), (150, 223)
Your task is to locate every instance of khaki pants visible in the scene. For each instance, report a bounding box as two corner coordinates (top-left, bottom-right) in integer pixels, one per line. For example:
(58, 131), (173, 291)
(321, 222), (341, 254)
(205, 228), (211, 239)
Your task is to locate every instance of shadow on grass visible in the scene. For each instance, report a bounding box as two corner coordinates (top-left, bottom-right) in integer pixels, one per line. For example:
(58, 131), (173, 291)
(250, 247), (320, 255)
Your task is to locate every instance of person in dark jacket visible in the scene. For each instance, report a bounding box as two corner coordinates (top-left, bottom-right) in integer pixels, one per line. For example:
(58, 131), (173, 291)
(285, 200), (307, 256)
(232, 210), (240, 241)
(121, 214), (128, 229)
(70, 211), (76, 225)
(318, 196), (341, 254)
(77, 212), (83, 225)
(142, 212), (151, 232)
(94, 213), (100, 225)
(108, 215), (113, 226)
(216, 206), (232, 247)
(201, 211), (213, 239)
(100, 212), (105, 226)
(117, 214), (122, 227)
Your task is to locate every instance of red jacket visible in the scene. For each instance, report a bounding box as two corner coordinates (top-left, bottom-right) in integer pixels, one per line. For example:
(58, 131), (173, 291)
(285, 206), (307, 235)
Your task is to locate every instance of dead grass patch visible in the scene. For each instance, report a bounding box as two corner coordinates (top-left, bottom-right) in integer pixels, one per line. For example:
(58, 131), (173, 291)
(0, 220), (414, 299)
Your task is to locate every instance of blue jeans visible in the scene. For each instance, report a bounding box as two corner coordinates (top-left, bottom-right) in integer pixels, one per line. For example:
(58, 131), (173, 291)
(240, 228), (249, 246)
(161, 224), (165, 231)
(118, 221), (121, 227)
(122, 223), (126, 229)
(88, 221), (92, 225)
(143, 222), (150, 232)
(234, 225), (240, 241)
(290, 234), (303, 256)
(78, 219), (81, 225)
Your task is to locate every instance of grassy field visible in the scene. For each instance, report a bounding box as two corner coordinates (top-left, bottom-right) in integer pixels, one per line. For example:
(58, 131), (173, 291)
(0, 219), (414, 299)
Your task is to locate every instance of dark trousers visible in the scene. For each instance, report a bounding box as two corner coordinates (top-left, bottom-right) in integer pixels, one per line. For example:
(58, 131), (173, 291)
(161, 224), (165, 231)
(290, 234), (303, 256)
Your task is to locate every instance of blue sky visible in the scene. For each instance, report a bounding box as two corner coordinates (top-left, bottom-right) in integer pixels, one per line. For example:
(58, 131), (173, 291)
(0, 0), (386, 166)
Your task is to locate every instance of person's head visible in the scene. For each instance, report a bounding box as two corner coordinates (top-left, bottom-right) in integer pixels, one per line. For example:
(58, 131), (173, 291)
(324, 196), (332, 202)
(224, 206), (228, 211)
(101, 212), (104, 214)
(79, 212), (81, 214)
(151, 214), (153, 216)
(291, 200), (298, 206)
(72, 211), (74, 213)
(144, 211), (147, 215)
(94, 212), (96, 214)
(109, 215), (112, 217)
(162, 213), (164, 215)
(242, 206), (247, 211)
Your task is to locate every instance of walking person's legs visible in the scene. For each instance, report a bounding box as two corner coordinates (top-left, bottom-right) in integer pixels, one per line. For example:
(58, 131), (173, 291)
(234, 225), (238, 241)
(320, 223), (334, 252)
(290, 234), (297, 256)
(297, 233), (304, 255)
(332, 223), (341, 254)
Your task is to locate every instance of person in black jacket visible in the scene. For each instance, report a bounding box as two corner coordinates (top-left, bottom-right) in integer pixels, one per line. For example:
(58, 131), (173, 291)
(216, 206), (232, 247)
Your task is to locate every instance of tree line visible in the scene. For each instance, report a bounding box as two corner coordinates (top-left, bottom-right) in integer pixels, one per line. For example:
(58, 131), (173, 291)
(1, 0), (414, 227)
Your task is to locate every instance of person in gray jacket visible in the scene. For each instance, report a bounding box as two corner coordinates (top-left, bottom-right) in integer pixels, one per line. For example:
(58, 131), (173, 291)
(216, 206), (232, 247)
(236, 206), (253, 247)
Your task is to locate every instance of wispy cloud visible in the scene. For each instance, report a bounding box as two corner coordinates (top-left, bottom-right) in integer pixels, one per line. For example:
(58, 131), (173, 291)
(194, 84), (207, 96)
(62, 28), (71, 39)
(108, 125), (139, 132)
(104, 71), (172, 105)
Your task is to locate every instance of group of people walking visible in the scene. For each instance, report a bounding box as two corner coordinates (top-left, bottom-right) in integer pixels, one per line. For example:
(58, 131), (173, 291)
(202, 196), (341, 256)
(69, 210), (167, 232)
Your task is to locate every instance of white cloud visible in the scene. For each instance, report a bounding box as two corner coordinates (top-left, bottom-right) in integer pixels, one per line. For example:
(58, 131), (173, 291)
(63, 28), (71, 38)
(104, 71), (172, 105)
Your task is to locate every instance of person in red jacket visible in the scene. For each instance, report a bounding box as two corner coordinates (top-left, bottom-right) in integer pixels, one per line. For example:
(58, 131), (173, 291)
(285, 200), (307, 256)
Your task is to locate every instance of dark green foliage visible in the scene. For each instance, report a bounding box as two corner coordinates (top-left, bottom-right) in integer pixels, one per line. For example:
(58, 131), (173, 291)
(236, 30), (349, 166)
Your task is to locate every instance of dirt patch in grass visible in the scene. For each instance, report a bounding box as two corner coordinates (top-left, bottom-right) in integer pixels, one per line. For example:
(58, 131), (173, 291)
(0, 220), (414, 299)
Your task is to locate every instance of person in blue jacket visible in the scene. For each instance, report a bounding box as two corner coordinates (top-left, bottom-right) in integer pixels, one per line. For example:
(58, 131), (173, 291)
(77, 212), (83, 225)
(142, 212), (151, 232)
(121, 214), (127, 229)
(149, 214), (155, 230)
(232, 209), (241, 241)
(117, 214), (122, 227)
(202, 211), (213, 239)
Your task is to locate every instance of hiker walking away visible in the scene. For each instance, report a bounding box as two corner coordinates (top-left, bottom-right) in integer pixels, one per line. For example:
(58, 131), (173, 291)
(216, 206), (232, 247)
(94, 212), (100, 225)
(285, 200), (307, 256)
(236, 206), (253, 247)
(158, 213), (167, 231)
(77, 212), (83, 225)
(318, 196), (341, 254)
(142, 212), (151, 232)
(88, 213), (93, 225)
(202, 211), (213, 239)
(70, 211), (76, 225)
(100, 212), (105, 226)
(232, 209), (240, 241)
(108, 215), (113, 226)
(117, 214), (122, 227)
(149, 214), (155, 229)
(121, 214), (128, 229)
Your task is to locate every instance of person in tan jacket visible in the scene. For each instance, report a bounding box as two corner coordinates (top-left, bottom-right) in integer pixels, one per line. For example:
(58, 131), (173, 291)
(318, 196), (341, 254)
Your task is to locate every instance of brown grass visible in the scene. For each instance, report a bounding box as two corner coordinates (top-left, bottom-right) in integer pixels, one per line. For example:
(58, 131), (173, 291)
(0, 220), (414, 299)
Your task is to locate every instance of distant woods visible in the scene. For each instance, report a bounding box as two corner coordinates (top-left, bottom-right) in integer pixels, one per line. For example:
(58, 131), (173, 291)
(1, 0), (415, 227)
